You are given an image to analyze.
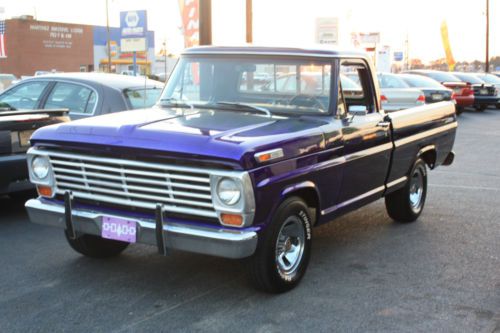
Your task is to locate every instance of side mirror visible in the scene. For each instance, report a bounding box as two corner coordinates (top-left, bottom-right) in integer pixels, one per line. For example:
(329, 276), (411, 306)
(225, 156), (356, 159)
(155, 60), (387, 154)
(348, 105), (368, 116)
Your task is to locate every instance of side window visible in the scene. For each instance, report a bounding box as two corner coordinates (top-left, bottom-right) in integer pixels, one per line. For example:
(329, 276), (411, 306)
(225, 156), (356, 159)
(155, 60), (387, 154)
(0, 81), (49, 110)
(340, 60), (376, 113)
(44, 82), (96, 114)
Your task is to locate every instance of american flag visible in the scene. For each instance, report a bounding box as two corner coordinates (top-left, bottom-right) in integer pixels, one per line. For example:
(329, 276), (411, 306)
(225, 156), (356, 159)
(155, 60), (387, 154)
(0, 19), (6, 58)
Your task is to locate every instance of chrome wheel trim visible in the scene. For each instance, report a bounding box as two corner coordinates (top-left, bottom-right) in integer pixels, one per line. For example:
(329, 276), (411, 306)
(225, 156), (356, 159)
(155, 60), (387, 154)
(275, 215), (306, 276)
(409, 166), (424, 211)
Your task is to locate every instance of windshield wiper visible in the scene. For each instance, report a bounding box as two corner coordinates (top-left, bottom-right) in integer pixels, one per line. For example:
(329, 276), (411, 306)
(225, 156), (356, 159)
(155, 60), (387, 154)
(157, 98), (194, 109)
(214, 102), (271, 117)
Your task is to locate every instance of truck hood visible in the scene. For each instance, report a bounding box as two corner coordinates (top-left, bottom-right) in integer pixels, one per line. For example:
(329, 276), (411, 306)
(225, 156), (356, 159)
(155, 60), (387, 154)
(31, 107), (328, 170)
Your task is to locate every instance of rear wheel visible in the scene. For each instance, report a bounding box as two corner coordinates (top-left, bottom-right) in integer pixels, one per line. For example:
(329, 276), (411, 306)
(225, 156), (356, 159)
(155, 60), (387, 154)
(248, 197), (312, 293)
(65, 231), (129, 258)
(455, 106), (464, 115)
(385, 159), (427, 223)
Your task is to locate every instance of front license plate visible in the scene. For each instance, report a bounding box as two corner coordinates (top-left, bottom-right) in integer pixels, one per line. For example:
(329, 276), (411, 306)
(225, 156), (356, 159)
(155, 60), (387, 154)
(480, 89), (488, 95)
(101, 216), (137, 243)
(431, 94), (443, 101)
(18, 130), (35, 146)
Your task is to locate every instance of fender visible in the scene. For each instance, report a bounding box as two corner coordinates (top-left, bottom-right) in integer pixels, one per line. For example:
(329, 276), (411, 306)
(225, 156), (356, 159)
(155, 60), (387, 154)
(280, 180), (320, 199)
(417, 144), (437, 169)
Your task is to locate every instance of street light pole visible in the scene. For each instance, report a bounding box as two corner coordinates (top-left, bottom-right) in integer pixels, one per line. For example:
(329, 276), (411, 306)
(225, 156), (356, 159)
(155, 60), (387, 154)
(485, 0), (490, 72)
(246, 0), (253, 43)
(106, 0), (112, 73)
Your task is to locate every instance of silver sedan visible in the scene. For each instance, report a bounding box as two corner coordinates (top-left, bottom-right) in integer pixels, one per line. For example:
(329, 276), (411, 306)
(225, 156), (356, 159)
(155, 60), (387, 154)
(377, 73), (425, 112)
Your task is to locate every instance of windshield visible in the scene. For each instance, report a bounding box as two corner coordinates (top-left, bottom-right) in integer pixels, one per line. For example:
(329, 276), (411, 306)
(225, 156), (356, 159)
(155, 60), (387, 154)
(378, 74), (410, 89)
(124, 87), (163, 109)
(423, 72), (460, 83)
(400, 75), (443, 88)
(160, 55), (333, 115)
(452, 73), (485, 85)
(476, 74), (500, 84)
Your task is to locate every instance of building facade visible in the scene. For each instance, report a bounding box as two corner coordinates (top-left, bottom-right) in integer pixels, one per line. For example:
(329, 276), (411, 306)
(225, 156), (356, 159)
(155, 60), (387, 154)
(0, 16), (155, 77)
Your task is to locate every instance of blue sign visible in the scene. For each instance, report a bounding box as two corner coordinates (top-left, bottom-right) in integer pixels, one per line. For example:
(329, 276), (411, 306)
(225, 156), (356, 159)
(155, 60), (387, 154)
(394, 51), (404, 61)
(120, 10), (147, 39)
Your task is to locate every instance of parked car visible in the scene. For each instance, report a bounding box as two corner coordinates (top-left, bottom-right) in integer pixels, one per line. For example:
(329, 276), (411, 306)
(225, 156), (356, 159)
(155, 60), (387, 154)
(25, 46), (457, 293)
(451, 72), (499, 111)
(0, 109), (69, 197)
(377, 73), (425, 112)
(404, 70), (474, 113)
(473, 73), (500, 108)
(0, 73), (164, 120)
(398, 73), (454, 104)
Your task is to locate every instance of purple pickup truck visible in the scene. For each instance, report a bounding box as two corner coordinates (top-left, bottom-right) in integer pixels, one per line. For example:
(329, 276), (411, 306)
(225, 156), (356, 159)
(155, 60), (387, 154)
(25, 47), (457, 293)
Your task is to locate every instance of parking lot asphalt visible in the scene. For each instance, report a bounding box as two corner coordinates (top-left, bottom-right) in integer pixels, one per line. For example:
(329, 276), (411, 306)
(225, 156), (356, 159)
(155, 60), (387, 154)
(1, 108), (499, 333)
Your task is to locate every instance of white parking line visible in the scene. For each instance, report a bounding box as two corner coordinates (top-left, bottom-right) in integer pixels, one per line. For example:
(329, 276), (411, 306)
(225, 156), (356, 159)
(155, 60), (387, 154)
(429, 184), (500, 191)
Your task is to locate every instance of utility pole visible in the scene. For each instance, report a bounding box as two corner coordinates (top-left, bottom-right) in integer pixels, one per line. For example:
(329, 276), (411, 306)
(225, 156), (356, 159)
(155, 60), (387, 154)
(105, 0), (112, 73)
(246, 0), (253, 43)
(485, 0), (490, 72)
(199, 0), (212, 45)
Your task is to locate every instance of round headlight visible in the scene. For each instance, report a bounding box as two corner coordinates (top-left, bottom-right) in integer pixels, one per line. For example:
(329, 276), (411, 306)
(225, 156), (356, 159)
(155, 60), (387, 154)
(217, 178), (241, 206)
(32, 156), (50, 179)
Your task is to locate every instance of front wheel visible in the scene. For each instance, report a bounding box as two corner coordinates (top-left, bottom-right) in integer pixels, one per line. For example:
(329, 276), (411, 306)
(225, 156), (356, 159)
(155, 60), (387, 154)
(385, 159), (427, 223)
(65, 231), (129, 258)
(248, 197), (312, 293)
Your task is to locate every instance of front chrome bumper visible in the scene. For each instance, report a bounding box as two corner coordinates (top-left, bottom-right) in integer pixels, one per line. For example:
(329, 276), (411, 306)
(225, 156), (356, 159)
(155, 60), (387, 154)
(25, 198), (258, 259)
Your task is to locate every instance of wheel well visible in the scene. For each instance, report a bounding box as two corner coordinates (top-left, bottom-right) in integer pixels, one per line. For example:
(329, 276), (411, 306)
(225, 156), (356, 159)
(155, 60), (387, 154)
(419, 148), (437, 169)
(283, 187), (320, 225)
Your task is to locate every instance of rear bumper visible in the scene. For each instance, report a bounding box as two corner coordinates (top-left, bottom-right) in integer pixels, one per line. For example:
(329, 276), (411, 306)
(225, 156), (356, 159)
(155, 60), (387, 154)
(0, 154), (33, 194)
(473, 95), (500, 106)
(25, 198), (258, 259)
(455, 95), (474, 107)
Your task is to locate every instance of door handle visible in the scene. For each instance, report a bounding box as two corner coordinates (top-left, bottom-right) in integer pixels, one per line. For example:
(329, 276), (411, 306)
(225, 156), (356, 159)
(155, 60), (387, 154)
(377, 121), (391, 128)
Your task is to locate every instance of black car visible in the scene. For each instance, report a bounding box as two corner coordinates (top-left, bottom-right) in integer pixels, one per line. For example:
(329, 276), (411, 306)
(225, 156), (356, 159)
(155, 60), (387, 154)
(451, 72), (499, 111)
(0, 109), (69, 197)
(0, 73), (164, 120)
(398, 73), (454, 104)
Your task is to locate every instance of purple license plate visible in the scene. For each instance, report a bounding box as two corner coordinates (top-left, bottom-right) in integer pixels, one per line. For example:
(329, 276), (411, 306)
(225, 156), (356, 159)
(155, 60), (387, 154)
(101, 216), (137, 243)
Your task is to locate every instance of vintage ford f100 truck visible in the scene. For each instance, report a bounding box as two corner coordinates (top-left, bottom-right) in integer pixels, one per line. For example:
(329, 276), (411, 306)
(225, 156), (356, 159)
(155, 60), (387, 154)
(25, 47), (457, 293)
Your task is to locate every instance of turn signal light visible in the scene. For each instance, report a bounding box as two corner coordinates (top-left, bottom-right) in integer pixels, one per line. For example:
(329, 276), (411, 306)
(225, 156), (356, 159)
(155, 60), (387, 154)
(221, 213), (244, 227)
(417, 94), (426, 103)
(380, 95), (388, 103)
(37, 185), (53, 197)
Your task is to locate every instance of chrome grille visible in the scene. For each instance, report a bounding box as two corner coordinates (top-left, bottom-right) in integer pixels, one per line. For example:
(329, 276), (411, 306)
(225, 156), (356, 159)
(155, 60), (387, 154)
(46, 151), (217, 218)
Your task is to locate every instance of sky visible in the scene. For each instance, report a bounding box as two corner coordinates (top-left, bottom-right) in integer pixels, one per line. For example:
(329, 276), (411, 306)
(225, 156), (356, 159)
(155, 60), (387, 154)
(1, 0), (499, 63)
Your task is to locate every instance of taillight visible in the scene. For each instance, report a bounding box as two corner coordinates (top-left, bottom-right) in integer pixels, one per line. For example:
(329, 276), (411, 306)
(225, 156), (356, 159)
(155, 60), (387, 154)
(380, 94), (388, 103)
(451, 92), (456, 100)
(417, 94), (426, 103)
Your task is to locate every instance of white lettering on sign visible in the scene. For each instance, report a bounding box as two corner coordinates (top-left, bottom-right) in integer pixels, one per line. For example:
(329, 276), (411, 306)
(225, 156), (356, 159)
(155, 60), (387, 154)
(31, 24), (84, 48)
(30, 24), (49, 31)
